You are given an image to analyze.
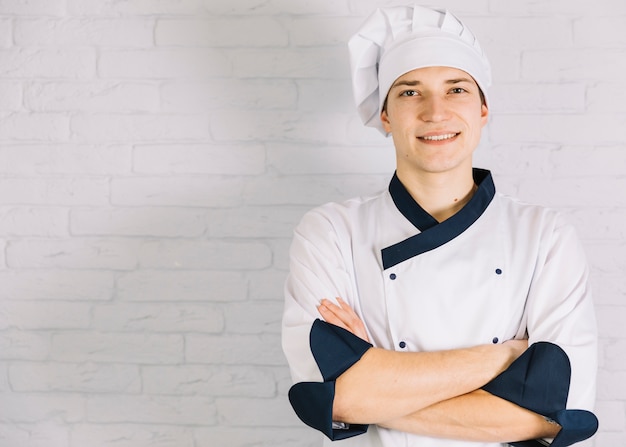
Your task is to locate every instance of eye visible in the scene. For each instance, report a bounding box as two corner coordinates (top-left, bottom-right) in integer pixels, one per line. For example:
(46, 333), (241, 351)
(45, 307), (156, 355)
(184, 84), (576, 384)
(400, 90), (418, 97)
(450, 87), (468, 94)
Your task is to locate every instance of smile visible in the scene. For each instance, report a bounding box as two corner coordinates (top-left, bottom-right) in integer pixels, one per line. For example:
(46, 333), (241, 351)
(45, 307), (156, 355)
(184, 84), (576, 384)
(419, 133), (459, 141)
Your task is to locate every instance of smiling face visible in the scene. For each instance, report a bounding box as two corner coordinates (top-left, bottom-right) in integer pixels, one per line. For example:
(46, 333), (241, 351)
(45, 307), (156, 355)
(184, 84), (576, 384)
(381, 66), (489, 180)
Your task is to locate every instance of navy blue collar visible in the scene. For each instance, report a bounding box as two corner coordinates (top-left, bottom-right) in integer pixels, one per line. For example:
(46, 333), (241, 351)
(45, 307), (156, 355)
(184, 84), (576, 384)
(382, 168), (495, 270)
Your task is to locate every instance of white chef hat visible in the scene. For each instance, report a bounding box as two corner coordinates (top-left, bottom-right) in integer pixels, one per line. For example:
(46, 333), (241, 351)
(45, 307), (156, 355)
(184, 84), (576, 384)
(349, 5), (491, 136)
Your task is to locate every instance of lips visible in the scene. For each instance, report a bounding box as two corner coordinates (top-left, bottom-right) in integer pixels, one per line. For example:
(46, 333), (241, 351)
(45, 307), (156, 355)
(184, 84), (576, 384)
(418, 132), (460, 141)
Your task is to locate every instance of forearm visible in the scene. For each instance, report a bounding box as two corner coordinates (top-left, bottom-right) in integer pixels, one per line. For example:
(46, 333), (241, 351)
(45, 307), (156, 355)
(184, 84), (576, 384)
(333, 342), (523, 424)
(379, 389), (561, 442)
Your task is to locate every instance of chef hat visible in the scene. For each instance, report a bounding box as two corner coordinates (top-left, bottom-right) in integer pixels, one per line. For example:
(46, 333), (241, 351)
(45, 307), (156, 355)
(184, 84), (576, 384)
(349, 5), (491, 136)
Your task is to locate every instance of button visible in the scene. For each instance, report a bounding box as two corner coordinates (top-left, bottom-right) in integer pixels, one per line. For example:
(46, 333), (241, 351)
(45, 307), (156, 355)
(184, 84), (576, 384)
(399, 341), (406, 348)
(495, 268), (502, 275)
(492, 337), (499, 344)
(390, 273), (397, 280)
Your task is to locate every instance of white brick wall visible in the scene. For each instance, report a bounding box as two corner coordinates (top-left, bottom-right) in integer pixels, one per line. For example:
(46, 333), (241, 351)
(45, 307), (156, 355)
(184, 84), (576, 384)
(0, 1), (623, 446)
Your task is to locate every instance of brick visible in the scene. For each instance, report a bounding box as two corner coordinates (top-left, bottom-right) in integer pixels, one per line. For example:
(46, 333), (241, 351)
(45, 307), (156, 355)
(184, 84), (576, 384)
(194, 427), (319, 447)
(156, 18), (287, 47)
(516, 177), (626, 208)
(67, 0), (203, 16)
(296, 79), (354, 113)
(160, 79), (297, 113)
(0, 422), (69, 447)
(71, 424), (194, 447)
(0, 0), (65, 15)
(0, 330), (50, 361)
(9, 362), (141, 393)
(210, 110), (354, 143)
(287, 17), (363, 47)
(51, 332), (184, 364)
(71, 207), (208, 237)
(206, 207), (309, 238)
(246, 269), (287, 301)
(0, 20), (10, 48)
(593, 432), (626, 446)
(0, 48), (96, 79)
(14, 18), (154, 47)
(597, 370), (626, 400)
(133, 144), (266, 175)
(203, 0), (351, 15)
(575, 17), (626, 47)
(594, 401), (626, 431)
(0, 270), (115, 301)
(0, 178), (109, 206)
(111, 176), (243, 207)
(233, 47), (348, 79)
(138, 240), (272, 270)
(590, 274), (625, 306)
(24, 81), (159, 113)
(587, 83), (626, 113)
(99, 49), (231, 79)
(490, 114), (626, 145)
(522, 49), (626, 81)
(0, 81), (22, 110)
(215, 397), (301, 427)
(0, 393), (84, 423)
(0, 144), (131, 175)
(91, 302), (224, 333)
(0, 301), (91, 330)
(6, 238), (139, 270)
(0, 113), (70, 142)
(270, 238), (291, 270)
(587, 243), (626, 277)
(490, 0), (626, 15)
(351, 0), (488, 16)
(243, 174), (388, 206)
(268, 143), (396, 175)
(223, 301), (282, 334)
(604, 340), (626, 371)
(489, 83), (585, 113)
(567, 208), (626, 242)
(471, 17), (572, 50)
(549, 146), (626, 177)
(142, 365), (276, 397)
(0, 207), (68, 237)
(596, 305), (626, 339)
(87, 395), (216, 425)
(116, 270), (248, 302)
(186, 334), (285, 365)
(70, 114), (210, 143)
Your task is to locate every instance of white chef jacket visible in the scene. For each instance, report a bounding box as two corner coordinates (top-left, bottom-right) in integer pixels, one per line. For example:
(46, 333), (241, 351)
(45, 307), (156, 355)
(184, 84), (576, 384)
(282, 169), (597, 447)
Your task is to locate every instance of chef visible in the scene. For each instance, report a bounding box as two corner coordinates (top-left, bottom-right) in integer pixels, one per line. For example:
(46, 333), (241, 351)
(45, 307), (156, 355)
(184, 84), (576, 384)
(282, 5), (598, 447)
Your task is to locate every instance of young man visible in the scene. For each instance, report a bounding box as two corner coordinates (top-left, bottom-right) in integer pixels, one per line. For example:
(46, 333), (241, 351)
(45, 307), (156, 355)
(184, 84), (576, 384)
(282, 5), (598, 447)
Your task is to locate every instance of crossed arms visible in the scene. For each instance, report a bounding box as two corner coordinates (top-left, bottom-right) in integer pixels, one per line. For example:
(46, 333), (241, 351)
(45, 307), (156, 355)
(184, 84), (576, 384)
(318, 297), (561, 443)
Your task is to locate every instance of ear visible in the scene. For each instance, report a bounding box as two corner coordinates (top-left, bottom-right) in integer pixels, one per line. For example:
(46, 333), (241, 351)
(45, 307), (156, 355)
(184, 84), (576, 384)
(480, 103), (489, 127)
(381, 109), (392, 134)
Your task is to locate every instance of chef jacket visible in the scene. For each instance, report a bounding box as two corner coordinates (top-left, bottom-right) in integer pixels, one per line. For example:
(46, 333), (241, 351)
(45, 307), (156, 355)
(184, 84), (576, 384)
(282, 169), (597, 447)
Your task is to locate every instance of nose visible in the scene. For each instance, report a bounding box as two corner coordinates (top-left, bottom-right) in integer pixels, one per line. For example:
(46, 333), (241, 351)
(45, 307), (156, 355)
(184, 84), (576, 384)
(418, 95), (451, 122)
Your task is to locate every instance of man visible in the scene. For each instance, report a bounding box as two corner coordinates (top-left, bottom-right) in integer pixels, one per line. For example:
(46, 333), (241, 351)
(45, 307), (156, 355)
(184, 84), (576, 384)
(282, 5), (598, 447)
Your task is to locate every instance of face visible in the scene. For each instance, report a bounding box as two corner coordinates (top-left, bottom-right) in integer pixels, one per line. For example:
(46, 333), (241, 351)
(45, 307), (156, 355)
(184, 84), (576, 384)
(381, 66), (488, 179)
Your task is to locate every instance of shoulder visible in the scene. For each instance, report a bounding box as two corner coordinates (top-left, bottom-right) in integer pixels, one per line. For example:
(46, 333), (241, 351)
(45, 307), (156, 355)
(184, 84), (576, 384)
(295, 189), (389, 236)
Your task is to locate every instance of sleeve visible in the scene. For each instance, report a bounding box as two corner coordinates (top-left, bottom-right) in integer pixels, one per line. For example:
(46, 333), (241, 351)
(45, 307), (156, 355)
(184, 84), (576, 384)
(281, 207), (371, 440)
(524, 213), (598, 411)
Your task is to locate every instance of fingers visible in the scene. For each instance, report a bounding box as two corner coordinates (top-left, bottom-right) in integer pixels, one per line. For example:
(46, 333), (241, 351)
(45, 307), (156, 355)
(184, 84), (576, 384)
(317, 297), (370, 342)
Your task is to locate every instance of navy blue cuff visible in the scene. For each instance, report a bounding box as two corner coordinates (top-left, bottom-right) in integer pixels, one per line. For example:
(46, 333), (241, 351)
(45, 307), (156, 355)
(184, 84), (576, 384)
(288, 381), (368, 440)
(310, 319), (373, 382)
(483, 342), (571, 416)
(483, 342), (598, 447)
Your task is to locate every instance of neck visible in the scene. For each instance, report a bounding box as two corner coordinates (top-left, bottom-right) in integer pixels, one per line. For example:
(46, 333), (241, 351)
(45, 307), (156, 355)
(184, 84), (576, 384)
(396, 168), (477, 223)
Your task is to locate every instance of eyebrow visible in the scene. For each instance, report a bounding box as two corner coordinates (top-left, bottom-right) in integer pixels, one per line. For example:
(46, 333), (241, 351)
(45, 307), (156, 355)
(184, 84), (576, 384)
(390, 78), (475, 89)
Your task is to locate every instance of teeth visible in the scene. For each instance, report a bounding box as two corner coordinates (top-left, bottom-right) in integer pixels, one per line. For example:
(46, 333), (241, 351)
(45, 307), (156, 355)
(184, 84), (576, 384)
(421, 133), (457, 141)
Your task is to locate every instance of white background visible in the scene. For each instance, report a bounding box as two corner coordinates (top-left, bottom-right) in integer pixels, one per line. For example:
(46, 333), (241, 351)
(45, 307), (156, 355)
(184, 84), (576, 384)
(0, 0), (624, 446)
